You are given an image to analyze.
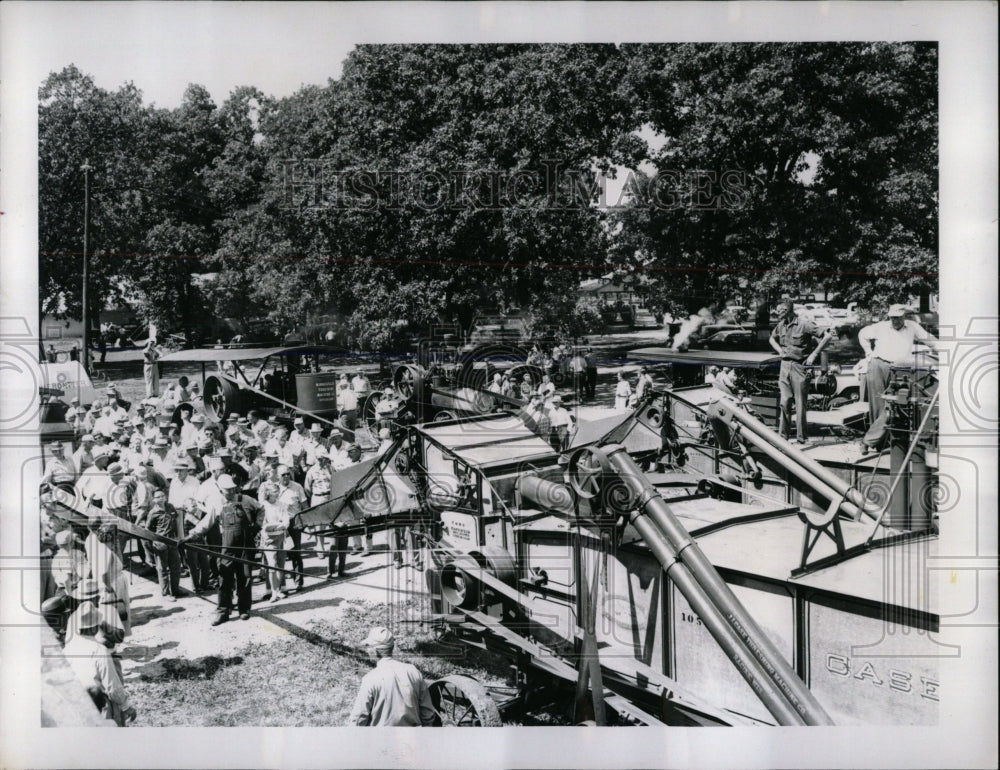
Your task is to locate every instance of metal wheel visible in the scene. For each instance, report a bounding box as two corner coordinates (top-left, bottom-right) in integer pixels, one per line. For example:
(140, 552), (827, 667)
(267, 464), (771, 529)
(361, 392), (381, 432)
(203, 375), (242, 422)
(429, 675), (503, 726)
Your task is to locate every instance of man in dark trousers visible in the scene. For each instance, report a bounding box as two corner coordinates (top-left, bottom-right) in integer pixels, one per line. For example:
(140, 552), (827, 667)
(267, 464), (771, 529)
(181, 474), (262, 625)
(769, 300), (833, 444)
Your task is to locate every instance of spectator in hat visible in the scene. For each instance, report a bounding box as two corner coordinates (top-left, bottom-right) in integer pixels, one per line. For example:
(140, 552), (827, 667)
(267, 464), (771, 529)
(73, 434), (97, 476)
(42, 441), (77, 489)
(299, 423), (325, 471)
(75, 447), (112, 508)
(352, 370), (371, 397)
(857, 304), (938, 423)
(239, 442), (264, 495)
(635, 367), (654, 401)
(143, 338), (161, 398)
(257, 481), (288, 602)
(181, 474), (263, 624)
(275, 464), (307, 590)
(93, 406), (117, 440)
(547, 394), (573, 452)
(265, 427), (300, 473)
(326, 428), (347, 466)
(288, 416), (310, 455)
(48, 530), (89, 635)
(770, 299), (833, 444)
(179, 497), (212, 592)
(303, 447), (333, 573)
(348, 627), (435, 726)
(168, 458), (201, 517)
(143, 489), (182, 601)
(338, 380), (359, 431)
(63, 600), (137, 726)
(218, 446), (249, 490)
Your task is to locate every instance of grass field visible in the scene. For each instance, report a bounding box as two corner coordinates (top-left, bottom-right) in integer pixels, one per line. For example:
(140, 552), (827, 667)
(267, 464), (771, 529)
(127, 598), (533, 727)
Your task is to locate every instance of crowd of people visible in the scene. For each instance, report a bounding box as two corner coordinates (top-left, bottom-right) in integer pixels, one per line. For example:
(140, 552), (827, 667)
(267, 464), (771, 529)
(39, 372), (420, 723)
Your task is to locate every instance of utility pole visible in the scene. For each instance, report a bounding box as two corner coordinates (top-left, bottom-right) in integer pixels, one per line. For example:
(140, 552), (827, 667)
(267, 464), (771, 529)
(81, 160), (92, 373)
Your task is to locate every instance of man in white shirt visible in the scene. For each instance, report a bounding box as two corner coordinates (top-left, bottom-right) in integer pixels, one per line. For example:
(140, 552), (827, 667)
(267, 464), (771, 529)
(547, 394), (573, 452)
(276, 464), (308, 589)
(352, 371), (371, 398)
(73, 434), (97, 475)
(338, 381), (359, 431)
(857, 304), (937, 422)
(42, 442), (77, 488)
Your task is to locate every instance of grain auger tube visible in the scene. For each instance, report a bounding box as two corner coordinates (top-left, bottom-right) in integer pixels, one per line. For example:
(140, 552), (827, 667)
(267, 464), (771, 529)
(706, 400), (881, 522)
(566, 444), (835, 726)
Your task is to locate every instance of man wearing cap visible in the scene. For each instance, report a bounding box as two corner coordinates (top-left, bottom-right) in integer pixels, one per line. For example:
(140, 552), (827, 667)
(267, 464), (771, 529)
(218, 447), (249, 490)
(63, 600), (137, 726)
(352, 370), (371, 398)
(857, 304), (938, 423)
(83, 517), (132, 638)
(348, 627), (436, 726)
(240, 442), (264, 495)
(142, 489), (182, 601)
(182, 474), (263, 624)
(769, 299), (834, 444)
(42, 442), (77, 489)
(547, 395), (573, 452)
(75, 447), (111, 508)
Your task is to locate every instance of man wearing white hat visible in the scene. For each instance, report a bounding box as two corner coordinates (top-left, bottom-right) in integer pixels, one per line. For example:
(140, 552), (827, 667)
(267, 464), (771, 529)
(73, 433), (96, 474)
(348, 627), (436, 726)
(547, 394), (573, 452)
(338, 379), (359, 431)
(857, 304), (938, 423)
(182, 474), (263, 624)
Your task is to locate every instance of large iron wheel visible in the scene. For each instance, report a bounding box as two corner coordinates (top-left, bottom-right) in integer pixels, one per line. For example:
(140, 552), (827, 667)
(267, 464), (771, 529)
(203, 375), (243, 422)
(429, 675), (502, 726)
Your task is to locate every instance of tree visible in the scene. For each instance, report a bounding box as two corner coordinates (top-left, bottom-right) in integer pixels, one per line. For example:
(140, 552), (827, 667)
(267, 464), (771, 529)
(612, 43), (938, 310)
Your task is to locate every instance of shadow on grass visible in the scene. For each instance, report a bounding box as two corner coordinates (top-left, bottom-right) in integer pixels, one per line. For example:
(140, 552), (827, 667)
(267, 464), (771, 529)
(133, 654), (246, 682)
